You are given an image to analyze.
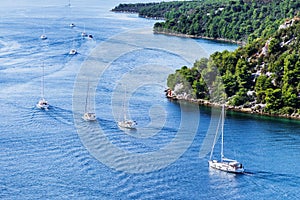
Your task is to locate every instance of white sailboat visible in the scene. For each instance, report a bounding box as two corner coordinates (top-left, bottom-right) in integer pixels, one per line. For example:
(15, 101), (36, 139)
(208, 105), (244, 174)
(81, 24), (88, 37)
(69, 38), (77, 55)
(69, 23), (76, 28)
(82, 82), (96, 121)
(40, 28), (47, 40)
(68, 0), (75, 27)
(117, 88), (137, 129)
(36, 64), (49, 110)
(69, 48), (77, 55)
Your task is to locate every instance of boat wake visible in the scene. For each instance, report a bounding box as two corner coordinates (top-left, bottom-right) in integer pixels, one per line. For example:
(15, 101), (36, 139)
(46, 106), (74, 125)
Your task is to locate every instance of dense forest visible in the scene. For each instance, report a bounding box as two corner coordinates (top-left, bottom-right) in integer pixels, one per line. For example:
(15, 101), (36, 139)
(167, 17), (300, 117)
(113, 0), (300, 43)
(112, 0), (300, 118)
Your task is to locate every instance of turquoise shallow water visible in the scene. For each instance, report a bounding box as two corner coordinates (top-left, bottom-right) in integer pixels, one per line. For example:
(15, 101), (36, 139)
(0, 1), (299, 199)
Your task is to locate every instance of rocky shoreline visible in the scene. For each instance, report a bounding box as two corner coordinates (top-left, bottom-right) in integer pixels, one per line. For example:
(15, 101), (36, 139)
(166, 92), (300, 121)
(153, 30), (245, 46)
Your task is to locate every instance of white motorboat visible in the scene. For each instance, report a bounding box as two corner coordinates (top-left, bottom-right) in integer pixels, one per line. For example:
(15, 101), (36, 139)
(208, 105), (244, 174)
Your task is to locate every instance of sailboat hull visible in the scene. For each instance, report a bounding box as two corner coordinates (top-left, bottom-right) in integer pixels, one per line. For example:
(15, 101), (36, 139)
(82, 112), (96, 121)
(208, 160), (244, 174)
(69, 49), (77, 55)
(117, 120), (137, 129)
(36, 99), (49, 110)
(40, 35), (47, 40)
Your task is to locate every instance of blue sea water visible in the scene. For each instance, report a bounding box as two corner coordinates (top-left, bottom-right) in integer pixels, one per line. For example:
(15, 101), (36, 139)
(0, 1), (300, 199)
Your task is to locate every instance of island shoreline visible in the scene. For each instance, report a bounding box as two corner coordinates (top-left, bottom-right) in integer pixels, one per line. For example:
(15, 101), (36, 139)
(169, 96), (300, 121)
(153, 30), (245, 46)
(111, 10), (244, 45)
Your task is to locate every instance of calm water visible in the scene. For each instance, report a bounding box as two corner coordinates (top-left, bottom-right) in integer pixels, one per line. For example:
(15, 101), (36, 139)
(0, 1), (300, 199)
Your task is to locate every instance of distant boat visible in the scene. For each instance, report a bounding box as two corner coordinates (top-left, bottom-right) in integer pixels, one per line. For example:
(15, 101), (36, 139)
(87, 34), (93, 39)
(40, 29), (47, 40)
(208, 105), (244, 174)
(68, 0), (74, 27)
(69, 38), (77, 55)
(81, 32), (88, 37)
(40, 35), (47, 40)
(69, 49), (77, 55)
(117, 87), (137, 129)
(69, 23), (76, 28)
(36, 64), (49, 110)
(81, 24), (88, 37)
(82, 82), (96, 121)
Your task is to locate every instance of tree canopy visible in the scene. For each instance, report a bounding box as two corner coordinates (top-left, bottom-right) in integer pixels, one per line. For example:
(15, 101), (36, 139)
(113, 0), (300, 43)
(167, 18), (300, 117)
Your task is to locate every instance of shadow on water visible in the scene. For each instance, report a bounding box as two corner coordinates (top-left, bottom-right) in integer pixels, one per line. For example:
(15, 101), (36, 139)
(226, 108), (300, 125)
(31, 105), (74, 125)
(244, 169), (300, 186)
(209, 168), (300, 186)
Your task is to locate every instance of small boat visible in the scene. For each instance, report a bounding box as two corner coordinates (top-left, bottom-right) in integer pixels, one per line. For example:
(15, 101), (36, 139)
(40, 34), (47, 40)
(118, 120), (137, 129)
(81, 24), (88, 37)
(87, 34), (93, 39)
(37, 98), (49, 109)
(117, 87), (137, 129)
(208, 105), (244, 174)
(82, 82), (96, 121)
(40, 35), (47, 40)
(36, 64), (49, 110)
(69, 38), (77, 55)
(69, 23), (76, 28)
(83, 112), (96, 121)
(40, 29), (47, 40)
(69, 49), (77, 55)
(81, 32), (88, 37)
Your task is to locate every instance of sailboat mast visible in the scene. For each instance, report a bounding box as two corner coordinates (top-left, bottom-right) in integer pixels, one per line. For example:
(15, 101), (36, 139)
(123, 87), (127, 121)
(41, 63), (45, 99)
(209, 111), (222, 161)
(85, 82), (90, 113)
(221, 105), (225, 161)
